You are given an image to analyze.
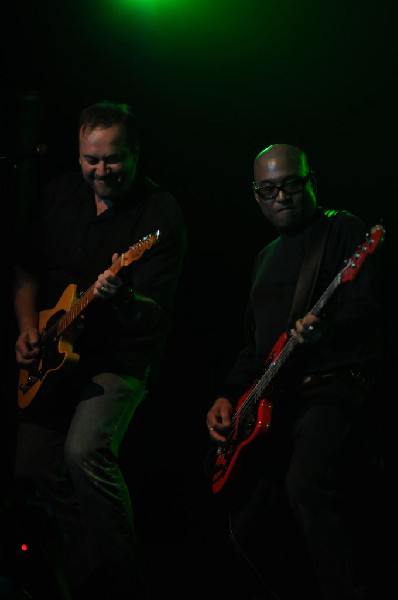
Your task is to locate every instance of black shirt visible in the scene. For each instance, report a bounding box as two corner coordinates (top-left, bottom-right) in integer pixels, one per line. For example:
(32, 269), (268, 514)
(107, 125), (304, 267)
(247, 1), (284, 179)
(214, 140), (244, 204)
(218, 207), (382, 404)
(18, 170), (187, 381)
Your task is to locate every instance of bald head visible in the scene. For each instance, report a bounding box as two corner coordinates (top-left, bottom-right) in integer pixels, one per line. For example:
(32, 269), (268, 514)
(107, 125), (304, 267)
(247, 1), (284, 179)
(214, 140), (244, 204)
(254, 144), (310, 180)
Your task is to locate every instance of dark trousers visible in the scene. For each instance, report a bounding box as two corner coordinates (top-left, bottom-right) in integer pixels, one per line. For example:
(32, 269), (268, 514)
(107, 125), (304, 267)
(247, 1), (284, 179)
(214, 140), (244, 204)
(228, 376), (381, 600)
(13, 371), (151, 599)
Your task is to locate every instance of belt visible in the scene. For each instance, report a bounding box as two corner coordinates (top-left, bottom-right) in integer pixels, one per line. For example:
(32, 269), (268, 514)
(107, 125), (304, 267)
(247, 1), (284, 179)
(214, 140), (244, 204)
(302, 370), (369, 386)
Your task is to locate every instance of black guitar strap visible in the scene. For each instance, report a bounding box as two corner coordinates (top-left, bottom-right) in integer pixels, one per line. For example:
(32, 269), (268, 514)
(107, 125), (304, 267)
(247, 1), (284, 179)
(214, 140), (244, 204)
(287, 209), (338, 331)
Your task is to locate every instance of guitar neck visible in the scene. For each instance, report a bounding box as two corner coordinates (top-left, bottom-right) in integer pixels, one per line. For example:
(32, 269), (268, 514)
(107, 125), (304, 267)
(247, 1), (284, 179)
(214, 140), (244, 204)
(39, 232), (161, 345)
(39, 286), (95, 346)
(311, 272), (342, 317)
(57, 287), (95, 334)
(234, 335), (298, 424)
(235, 270), (345, 421)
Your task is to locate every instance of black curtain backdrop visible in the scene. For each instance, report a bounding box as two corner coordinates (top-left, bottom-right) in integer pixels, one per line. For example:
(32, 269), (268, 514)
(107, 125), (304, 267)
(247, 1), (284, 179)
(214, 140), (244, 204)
(1, 1), (397, 597)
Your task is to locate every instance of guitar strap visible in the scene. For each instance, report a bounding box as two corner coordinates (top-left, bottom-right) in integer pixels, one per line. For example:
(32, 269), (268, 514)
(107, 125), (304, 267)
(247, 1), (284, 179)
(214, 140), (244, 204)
(287, 209), (338, 331)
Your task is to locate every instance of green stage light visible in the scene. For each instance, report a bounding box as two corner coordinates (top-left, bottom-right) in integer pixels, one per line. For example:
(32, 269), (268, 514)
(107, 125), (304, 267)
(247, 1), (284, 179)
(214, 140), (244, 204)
(117, 0), (199, 15)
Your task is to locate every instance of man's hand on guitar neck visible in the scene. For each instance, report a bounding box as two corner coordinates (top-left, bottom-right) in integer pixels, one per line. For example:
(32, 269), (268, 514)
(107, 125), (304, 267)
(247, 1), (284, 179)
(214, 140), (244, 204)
(206, 397), (234, 442)
(290, 311), (323, 345)
(93, 252), (124, 301)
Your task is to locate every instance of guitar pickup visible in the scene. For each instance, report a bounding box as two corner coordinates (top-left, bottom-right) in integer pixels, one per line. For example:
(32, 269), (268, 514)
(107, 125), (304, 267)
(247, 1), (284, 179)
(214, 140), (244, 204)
(19, 375), (39, 392)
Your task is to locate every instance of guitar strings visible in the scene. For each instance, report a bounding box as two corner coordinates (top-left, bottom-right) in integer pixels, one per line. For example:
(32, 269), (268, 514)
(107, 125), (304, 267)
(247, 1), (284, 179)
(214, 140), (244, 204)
(227, 335), (299, 442)
(40, 234), (158, 343)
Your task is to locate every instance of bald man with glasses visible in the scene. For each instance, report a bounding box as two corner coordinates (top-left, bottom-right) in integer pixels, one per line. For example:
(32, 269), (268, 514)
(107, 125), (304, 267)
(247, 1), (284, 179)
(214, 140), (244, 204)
(206, 143), (384, 600)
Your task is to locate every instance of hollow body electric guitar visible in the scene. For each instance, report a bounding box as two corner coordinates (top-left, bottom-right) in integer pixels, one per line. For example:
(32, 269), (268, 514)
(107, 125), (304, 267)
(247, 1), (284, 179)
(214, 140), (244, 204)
(211, 224), (385, 494)
(17, 230), (160, 409)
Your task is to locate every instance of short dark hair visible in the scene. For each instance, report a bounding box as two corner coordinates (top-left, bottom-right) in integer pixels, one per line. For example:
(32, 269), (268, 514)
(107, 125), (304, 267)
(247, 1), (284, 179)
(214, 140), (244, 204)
(78, 100), (139, 154)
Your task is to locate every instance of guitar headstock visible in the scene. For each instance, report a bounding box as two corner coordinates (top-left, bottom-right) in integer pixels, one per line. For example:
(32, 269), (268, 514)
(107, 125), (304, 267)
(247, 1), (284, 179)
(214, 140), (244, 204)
(341, 223), (385, 283)
(111, 230), (160, 273)
(123, 230), (160, 266)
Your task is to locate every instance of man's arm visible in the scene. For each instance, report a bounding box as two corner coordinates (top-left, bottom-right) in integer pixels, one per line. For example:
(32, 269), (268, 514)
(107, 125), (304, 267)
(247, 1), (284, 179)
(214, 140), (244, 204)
(14, 265), (41, 367)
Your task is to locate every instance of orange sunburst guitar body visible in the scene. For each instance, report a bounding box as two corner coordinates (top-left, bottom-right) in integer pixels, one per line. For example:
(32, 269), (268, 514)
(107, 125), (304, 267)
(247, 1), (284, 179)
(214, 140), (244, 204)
(18, 231), (160, 409)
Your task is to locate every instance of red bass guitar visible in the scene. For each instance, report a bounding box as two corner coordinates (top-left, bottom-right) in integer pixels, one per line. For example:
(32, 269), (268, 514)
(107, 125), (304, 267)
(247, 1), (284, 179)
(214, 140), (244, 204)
(212, 223), (385, 494)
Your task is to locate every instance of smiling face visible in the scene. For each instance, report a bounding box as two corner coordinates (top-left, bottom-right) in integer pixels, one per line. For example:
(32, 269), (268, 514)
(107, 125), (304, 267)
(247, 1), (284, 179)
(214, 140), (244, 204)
(253, 144), (317, 231)
(79, 123), (138, 202)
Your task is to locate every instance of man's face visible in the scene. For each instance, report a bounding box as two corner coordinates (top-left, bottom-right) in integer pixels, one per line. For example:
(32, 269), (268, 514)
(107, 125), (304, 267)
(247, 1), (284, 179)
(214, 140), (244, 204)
(253, 150), (316, 230)
(79, 123), (138, 201)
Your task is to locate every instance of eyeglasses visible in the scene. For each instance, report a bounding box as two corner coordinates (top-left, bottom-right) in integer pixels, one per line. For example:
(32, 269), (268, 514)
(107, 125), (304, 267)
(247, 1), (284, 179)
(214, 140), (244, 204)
(252, 171), (313, 200)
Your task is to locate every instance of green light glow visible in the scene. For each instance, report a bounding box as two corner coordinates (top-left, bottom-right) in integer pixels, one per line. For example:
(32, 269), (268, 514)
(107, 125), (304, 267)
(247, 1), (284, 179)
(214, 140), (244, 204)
(103, 0), (257, 47)
(117, 0), (205, 18)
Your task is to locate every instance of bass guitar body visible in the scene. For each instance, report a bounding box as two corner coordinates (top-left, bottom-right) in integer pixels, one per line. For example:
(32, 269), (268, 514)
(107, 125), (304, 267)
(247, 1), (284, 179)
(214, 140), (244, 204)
(211, 332), (288, 495)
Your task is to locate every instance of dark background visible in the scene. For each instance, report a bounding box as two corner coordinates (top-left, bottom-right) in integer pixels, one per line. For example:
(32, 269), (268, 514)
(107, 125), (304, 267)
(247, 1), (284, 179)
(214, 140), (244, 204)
(1, 0), (397, 597)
